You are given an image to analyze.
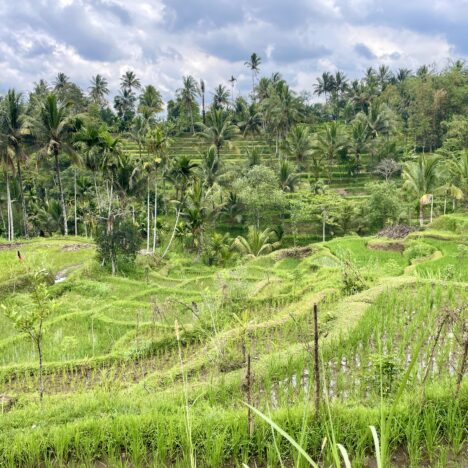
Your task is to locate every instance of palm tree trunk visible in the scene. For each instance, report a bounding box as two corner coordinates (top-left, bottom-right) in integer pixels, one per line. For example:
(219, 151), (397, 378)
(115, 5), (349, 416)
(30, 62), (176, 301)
(16, 160), (29, 238)
(146, 177), (151, 252)
(443, 196), (447, 215)
(5, 173), (13, 241)
(202, 93), (206, 125)
(54, 149), (68, 235)
(162, 207), (181, 259)
(152, 179), (158, 253)
(74, 170), (78, 236)
(419, 201), (424, 227)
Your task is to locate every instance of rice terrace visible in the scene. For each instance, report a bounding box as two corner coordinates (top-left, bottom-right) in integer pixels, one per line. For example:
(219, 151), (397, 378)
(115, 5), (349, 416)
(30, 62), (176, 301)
(0, 1), (468, 466)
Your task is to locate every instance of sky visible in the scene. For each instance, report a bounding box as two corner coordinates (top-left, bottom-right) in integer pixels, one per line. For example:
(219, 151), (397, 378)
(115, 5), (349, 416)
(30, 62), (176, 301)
(0, 0), (467, 102)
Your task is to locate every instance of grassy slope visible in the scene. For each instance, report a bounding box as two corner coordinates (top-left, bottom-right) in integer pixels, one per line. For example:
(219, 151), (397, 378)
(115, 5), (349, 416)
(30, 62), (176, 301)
(0, 213), (467, 466)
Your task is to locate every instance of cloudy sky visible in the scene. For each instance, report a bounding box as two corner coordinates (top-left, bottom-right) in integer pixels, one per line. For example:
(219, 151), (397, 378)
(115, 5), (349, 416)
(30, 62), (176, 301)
(0, 0), (467, 101)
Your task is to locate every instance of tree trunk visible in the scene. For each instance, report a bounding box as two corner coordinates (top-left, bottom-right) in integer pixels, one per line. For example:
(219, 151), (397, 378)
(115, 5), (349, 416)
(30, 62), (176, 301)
(419, 201), (424, 227)
(74, 170), (78, 236)
(162, 207), (181, 259)
(54, 149), (68, 235)
(246, 353), (253, 437)
(5, 173), (13, 241)
(313, 303), (320, 413)
(147, 177), (151, 252)
(202, 93), (205, 125)
(152, 179), (158, 253)
(16, 159), (29, 238)
(36, 338), (44, 401)
(444, 196), (447, 215)
(430, 195), (433, 224)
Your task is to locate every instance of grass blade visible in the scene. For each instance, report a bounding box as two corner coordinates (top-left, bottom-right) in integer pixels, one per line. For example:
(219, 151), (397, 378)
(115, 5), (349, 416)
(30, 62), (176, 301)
(370, 425), (382, 468)
(243, 402), (318, 468)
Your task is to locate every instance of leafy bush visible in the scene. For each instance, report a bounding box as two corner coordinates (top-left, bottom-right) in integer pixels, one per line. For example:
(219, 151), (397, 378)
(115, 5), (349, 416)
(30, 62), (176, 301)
(95, 217), (141, 274)
(404, 241), (436, 261)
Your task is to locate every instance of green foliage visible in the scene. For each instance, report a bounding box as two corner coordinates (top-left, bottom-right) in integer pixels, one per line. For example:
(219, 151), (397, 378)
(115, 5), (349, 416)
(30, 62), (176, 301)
(404, 241), (436, 261)
(365, 182), (403, 229)
(95, 217), (140, 274)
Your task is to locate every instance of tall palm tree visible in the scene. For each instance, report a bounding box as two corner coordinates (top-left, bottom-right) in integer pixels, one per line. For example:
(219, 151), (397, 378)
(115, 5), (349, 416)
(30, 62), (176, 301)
(177, 75), (200, 134)
(120, 70), (141, 92)
(54, 72), (70, 93)
(278, 161), (299, 192)
(198, 109), (239, 158)
(313, 122), (346, 181)
(402, 155), (440, 226)
(200, 79), (206, 124)
(0, 89), (30, 236)
(200, 145), (221, 187)
(245, 53), (262, 95)
(283, 125), (312, 168)
(138, 85), (163, 120)
(89, 75), (109, 105)
(233, 226), (280, 257)
(169, 155), (198, 200)
(313, 72), (334, 103)
(0, 139), (15, 240)
(228, 75), (237, 105)
(212, 84), (230, 110)
(349, 115), (370, 165)
(34, 94), (79, 235)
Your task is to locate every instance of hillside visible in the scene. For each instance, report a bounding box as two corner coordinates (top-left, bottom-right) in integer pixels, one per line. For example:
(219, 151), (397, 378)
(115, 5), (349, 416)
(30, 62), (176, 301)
(0, 213), (467, 466)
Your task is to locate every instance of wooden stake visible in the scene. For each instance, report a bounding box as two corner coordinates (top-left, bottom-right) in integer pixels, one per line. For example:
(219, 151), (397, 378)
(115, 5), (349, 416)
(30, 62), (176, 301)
(313, 303), (320, 413)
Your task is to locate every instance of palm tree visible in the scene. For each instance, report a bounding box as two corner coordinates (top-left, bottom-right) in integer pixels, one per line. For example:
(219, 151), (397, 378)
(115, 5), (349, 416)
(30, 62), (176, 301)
(212, 85), (230, 110)
(89, 75), (109, 105)
(228, 75), (237, 105)
(0, 139), (15, 240)
(377, 65), (393, 91)
(233, 226), (280, 257)
(278, 161), (299, 192)
(177, 75), (200, 134)
(245, 53), (262, 95)
(396, 68), (412, 84)
(120, 70), (141, 92)
(54, 72), (70, 93)
(349, 115), (369, 165)
(200, 145), (221, 187)
(198, 109), (239, 158)
(34, 94), (79, 235)
(169, 155), (198, 200)
(402, 155), (440, 226)
(313, 72), (334, 102)
(200, 79), (206, 124)
(448, 150), (468, 196)
(128, 115), (149, 158)
(313, 122), (346, 181)
(283, 125), (312, 167)
(138, 85), (163, 120)
(0, 90), (30, 236)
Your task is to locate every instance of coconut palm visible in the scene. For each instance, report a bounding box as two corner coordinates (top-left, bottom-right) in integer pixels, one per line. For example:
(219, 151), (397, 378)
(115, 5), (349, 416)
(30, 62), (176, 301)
(0, 138), (15, 240)
(278, 161), (300, 192)
(200, 79), (206, 124)
(313, 72), (334, 102)
(0, 89), (30, 236)
(120, 70), (141, 92)
(138, 85), (163, 120)
(283, 125), (312, 167)
(34, 93), (80, 235)
(177, 75), (200, 134)
(402, 155), (440, 226)
(89, 75), (109, 105)
(212, 85), (230, 110)
(198, 109), (238, 158)
(228, 75), (237, 104)
(245, 53), (262, 95)
(200, 145), (221, 187)
(54, 72), (70, 93)
(233, 225), (280, 257)
(313, 122), (346, 181)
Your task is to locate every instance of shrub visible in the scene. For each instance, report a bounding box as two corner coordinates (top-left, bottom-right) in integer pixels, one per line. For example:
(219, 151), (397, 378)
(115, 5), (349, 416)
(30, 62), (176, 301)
(404, 241), (436, 262)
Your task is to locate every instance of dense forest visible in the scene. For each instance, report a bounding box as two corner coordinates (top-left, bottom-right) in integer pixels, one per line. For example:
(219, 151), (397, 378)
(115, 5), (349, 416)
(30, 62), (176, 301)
(1, 57), (467, 269)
